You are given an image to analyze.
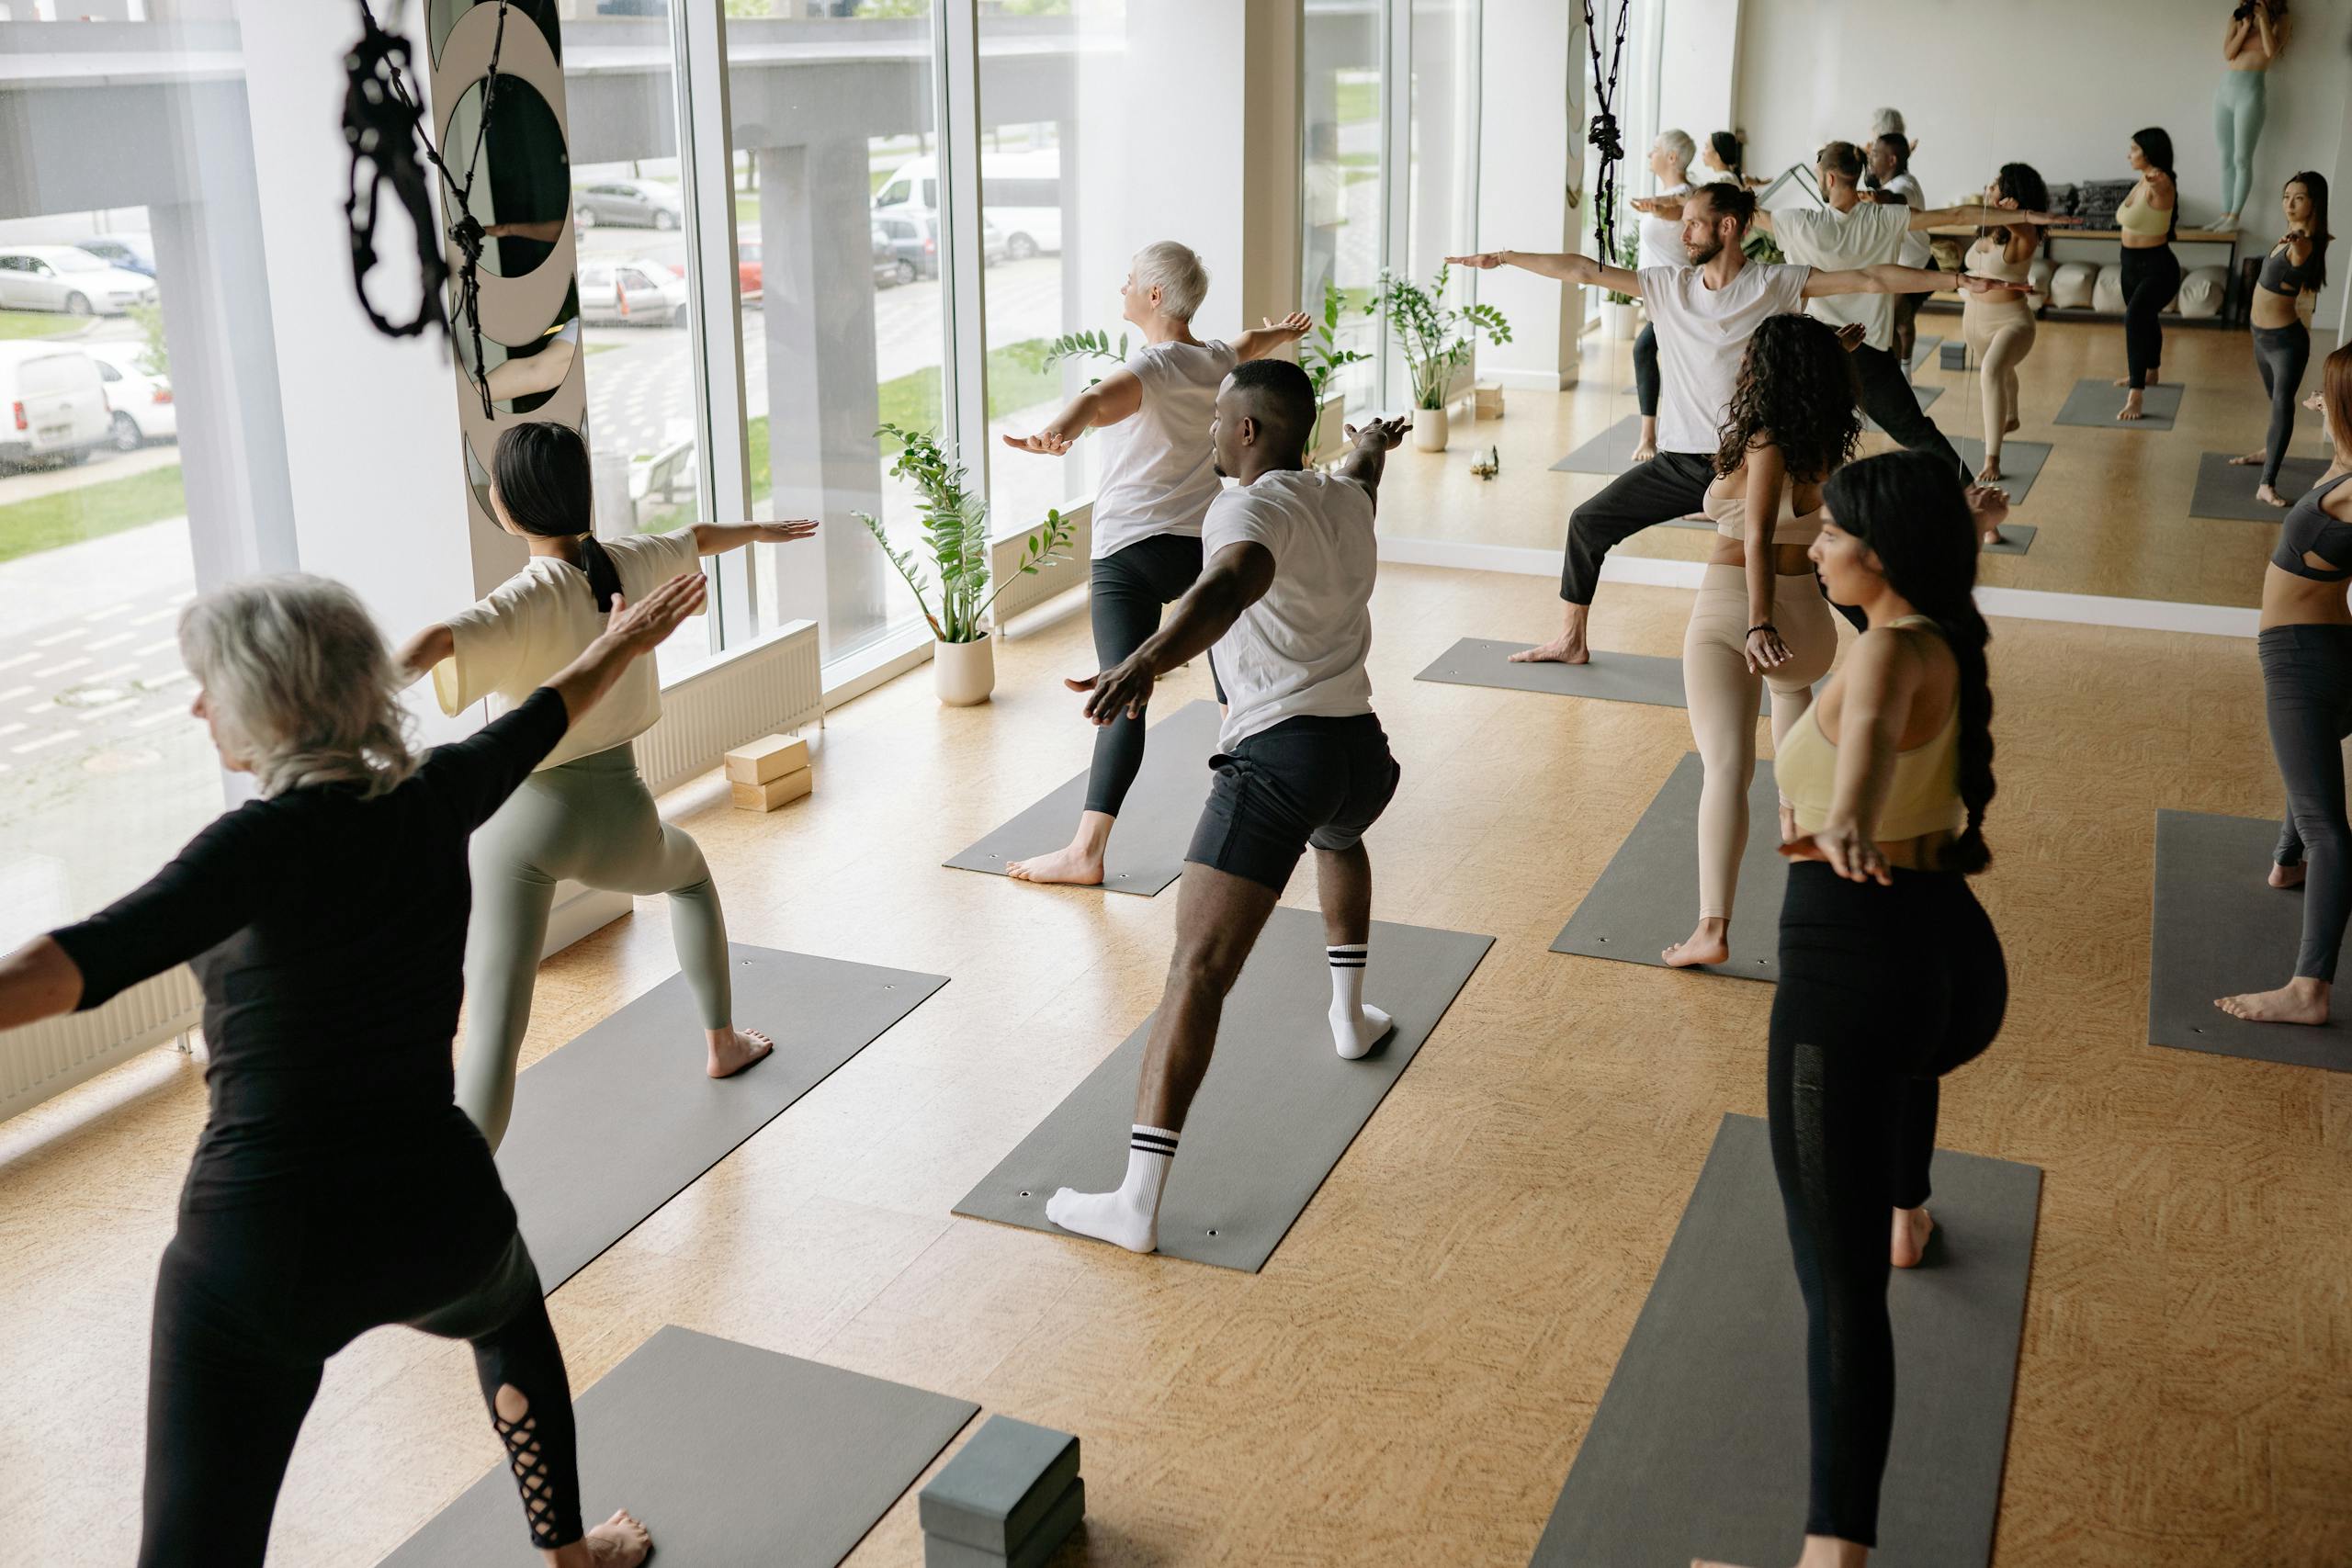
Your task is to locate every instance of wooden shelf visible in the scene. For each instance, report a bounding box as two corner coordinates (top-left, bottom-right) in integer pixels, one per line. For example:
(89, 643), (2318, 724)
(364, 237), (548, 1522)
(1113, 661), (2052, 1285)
(1924, 226), (2242, 243)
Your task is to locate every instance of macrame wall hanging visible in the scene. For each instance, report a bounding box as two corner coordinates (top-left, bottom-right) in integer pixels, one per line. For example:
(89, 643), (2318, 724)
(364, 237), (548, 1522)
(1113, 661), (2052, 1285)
(1582, 0), (1633, 267)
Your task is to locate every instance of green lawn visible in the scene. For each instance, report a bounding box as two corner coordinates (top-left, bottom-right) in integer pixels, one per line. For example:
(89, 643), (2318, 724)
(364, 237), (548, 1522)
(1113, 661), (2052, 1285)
(0, 310), (80, 342)
(1332, 75), (1378, 128)
(0, 463), (185, 566)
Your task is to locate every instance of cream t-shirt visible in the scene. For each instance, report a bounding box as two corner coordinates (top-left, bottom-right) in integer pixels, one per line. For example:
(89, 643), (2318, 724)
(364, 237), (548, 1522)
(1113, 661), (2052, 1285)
(1771, 200), (1912, 351)
(1636, 260), (1814, 454)
(1091, 339), (1237, 560)
(1201, 468), (1377, 750)
(431, 529), (700, 770)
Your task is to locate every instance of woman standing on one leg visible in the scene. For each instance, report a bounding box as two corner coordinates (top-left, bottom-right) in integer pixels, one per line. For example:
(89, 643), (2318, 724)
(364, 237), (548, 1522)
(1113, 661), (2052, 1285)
(2114, 130), (2182, 422)
(2229, 174), (2332, 506)
(1667, 315), (1857, 969)
(395, 422), (819, 1150)
(0, 570), (707, 1568)
(2217, 344), (2352, 1026)
(2214, 0), (2290, 231)
(1697, 449), (2007, 1568)
(1634, 130), (1705, 465)
(1963, 163), (2052, 488)
(997, 241), (1309, 886)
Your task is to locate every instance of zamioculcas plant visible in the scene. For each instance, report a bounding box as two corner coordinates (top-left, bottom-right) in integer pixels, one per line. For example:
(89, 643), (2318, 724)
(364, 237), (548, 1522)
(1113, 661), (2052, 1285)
(855, 424), (1074, 644)
(1371, 264), (1512, 412)
(1298, 278), (1369, 457)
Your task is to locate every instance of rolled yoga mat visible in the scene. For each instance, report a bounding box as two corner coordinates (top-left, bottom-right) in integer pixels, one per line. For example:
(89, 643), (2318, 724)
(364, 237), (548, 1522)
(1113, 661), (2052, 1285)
(944, 699), (1221, 897)
(2052, 378), (2182, 429)
(1551, 414), (1646, 476)
(377, 1325), (978, 1568)
(498, 946), (949, 1292)
(2149, 808), (2352, 1070)
(1527, 1112), (2041, 1568)
(954, 906), (1492, 1271)
(1551, 752), (1790, 982)
(2188, 451), (2335, 523)
(1417, 637), (1774, 716)
(1951, 437), (2053, 505)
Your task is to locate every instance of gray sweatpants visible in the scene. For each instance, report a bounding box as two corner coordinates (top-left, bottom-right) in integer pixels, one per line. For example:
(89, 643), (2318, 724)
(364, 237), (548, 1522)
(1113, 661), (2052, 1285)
(457, 740), (732, 1148)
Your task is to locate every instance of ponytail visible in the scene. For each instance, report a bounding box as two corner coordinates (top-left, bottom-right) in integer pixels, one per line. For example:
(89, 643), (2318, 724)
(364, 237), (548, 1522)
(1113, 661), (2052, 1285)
(490, 421), (621, 612)
(2132, 126), (2180, 242)
(1709, 130), (1745, 186)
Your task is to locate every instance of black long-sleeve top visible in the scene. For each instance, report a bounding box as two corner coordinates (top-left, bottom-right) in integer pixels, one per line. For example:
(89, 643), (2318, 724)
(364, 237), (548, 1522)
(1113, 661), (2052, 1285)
(48, 688), (570, 1209)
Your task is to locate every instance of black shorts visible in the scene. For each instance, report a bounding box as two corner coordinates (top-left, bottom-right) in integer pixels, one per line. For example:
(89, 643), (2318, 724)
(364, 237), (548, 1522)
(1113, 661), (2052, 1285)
(1185, 713), (1400, 893)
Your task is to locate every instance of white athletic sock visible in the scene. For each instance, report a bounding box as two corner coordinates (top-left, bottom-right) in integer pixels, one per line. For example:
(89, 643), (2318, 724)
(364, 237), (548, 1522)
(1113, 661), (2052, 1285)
(1326, 944), (1392, 1060)
(1045, 1124), (1176, 1253)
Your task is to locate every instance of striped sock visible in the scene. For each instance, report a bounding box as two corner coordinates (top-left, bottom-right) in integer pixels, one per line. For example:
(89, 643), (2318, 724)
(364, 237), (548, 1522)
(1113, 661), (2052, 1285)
(1328, 943), (1367, 1019)
(1124, 1123), (1178, 1200)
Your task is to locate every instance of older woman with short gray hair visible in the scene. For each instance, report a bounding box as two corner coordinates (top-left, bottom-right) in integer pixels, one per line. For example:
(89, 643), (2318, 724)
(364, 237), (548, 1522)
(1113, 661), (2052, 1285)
(1632, 130), (1705, 463)
(0, 568), (706, 1568)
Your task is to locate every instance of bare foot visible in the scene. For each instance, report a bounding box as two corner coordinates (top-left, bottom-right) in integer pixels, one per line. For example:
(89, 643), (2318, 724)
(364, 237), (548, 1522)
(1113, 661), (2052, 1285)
(1632, 440), (1658, 464)
(2117, 390), (2145, 423)
(2270, 861), (2306, 889)
(1006, 841), (1107, 886)
(547, 1509), (650, 1568)
(707, 1027), (775, 1078)
(2003, 415), (2020, 434)
(2230, 447), (2268, 467)
(1982, 529), (2005, 547)
(2215, 978), (2332, 1025)
(1892, 1205), (1933, 1269)
(1664, 917), (1731, 968)
(2257, 483), (2288, 508)
(1975, 458), (2004, 485)
(1509, 633), (1589, 665)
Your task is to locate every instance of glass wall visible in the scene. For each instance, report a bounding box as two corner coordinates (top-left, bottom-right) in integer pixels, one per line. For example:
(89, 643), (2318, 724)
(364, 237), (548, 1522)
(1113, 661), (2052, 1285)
(1303, 0), (1384, 415)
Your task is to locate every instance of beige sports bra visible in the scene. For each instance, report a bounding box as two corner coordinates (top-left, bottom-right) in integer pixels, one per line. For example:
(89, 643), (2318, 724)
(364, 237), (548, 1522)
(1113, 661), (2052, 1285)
(1776, 615), (1966, 840)
(1705, 479), (1825, 554)
(1966, 235), (2032, 286)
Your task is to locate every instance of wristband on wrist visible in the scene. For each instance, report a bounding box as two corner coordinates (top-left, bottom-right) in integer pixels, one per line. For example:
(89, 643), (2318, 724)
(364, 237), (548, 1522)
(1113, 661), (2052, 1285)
(1747, 623), (1778, 636)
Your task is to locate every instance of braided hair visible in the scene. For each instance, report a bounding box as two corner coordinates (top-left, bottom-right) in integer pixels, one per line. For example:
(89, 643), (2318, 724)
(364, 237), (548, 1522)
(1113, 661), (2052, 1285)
(492, 422), (624, 613)
(1819, 451), (1996, 874)
(1708, 130), (1746, 186)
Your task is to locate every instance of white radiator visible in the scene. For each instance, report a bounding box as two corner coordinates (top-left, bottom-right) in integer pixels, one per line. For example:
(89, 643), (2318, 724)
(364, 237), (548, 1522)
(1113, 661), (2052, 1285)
(0, 964), (201, 1123)
(989, 501), (1092, 636)
(633, 618), (823, 795)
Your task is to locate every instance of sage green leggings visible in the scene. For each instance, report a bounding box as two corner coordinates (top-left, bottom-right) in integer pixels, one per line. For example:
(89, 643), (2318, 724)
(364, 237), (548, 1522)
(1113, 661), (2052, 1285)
(458, 741), (732, 1149)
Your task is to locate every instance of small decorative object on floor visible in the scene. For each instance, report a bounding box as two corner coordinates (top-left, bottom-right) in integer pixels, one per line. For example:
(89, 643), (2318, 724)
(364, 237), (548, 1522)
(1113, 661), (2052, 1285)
(1470, 444), (1500, 479)
(1474, 381), (1504, 420)
(919, 1416), (1084, 1568)
(725, 734), (811, 812)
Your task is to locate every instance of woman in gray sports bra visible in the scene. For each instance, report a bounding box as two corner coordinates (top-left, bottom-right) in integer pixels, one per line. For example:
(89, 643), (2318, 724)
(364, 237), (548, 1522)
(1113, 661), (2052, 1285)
(2229, 173), (2332, 506)
(2218, 341), (2352, 1027)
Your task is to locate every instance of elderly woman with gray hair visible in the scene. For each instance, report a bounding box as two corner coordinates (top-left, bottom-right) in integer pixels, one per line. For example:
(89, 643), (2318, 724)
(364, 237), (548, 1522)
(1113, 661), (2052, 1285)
(1632, 129), (1704, 463)
(0, 569), (706, 1568)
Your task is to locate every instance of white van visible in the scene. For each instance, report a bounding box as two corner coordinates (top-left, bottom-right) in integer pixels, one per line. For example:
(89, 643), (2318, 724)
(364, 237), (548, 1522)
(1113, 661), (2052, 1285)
(872, 150), (1061, 260)
(0, 344), (108, 469)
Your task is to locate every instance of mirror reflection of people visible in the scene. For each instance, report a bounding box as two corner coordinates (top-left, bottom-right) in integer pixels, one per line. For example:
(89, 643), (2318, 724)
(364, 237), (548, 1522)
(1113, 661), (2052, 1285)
(1700, 130), (1767, 191)
(2215, 346), (2352, 1027)
(394, 423), (820, 1150)
(1962, 164), (2054, 487)
(2229, 173), (2331, 505)
(1860, 133), (1933, 370)
(1632, 130), (1704, 464)
(481, 318), (582, 406)
(0, 570), (710, 1568)
(2113, 130), (2181, 422)
(2215, 0), (2291, 231)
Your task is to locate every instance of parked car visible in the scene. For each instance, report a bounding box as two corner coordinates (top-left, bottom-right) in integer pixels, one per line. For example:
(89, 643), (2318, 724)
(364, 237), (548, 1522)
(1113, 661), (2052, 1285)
(578, 258), (689, 326)
(85, 342), (175, 450)
(875, 213), (1008, 281)
(873, 224), (914, 287)
(572, 179), (683, 231)
(0, 343), (108, 468)
(0, 246), (156, 316)
(75, 235), (156, 277)
(660, 230), (763, 302)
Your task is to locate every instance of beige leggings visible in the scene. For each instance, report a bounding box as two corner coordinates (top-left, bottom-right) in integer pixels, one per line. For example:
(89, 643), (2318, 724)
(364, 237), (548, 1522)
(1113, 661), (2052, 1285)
(1962, 296), (2036, 464)
(1684, 564), (1839, 919)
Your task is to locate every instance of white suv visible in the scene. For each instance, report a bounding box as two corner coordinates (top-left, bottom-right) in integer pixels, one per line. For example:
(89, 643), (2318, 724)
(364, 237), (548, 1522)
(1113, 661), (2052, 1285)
(0, 246), (157, 316)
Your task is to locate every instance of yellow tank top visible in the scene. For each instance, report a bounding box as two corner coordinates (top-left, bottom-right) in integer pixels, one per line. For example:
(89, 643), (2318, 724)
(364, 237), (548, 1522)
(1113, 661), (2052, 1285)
(2115, 185), (2171, 237)
(1705, 480), (1825, 551)
(1775, 615), (1967, 840)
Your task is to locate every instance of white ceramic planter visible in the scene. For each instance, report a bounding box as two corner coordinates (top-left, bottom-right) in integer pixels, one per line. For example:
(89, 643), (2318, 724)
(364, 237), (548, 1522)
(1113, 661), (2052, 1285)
(1412, 404), (1450, 452)
(1604, 299), (1637, 340)
(933, 634), (995, 706)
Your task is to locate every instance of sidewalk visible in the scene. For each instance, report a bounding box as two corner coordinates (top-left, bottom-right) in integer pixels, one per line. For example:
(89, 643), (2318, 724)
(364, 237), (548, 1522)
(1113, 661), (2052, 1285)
(0, 513), (194, 634)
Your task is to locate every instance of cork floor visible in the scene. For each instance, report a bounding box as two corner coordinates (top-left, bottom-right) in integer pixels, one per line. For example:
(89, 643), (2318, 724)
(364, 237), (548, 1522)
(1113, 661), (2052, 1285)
(2, 539), (2348, 1562)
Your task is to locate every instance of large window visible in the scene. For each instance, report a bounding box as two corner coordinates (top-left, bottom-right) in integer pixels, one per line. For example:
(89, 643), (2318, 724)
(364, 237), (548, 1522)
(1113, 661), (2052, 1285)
(1303, 0), (1384, 413)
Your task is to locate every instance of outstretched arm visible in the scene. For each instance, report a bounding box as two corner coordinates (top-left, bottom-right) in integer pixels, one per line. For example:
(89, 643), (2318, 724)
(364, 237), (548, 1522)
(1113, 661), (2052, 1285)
(0, 937), (82, 1031)
(1001, 366), (1145, 457)
(394, 623), (456, 684)
(1447, 249), (1642, 298)
(1074, 541), (1276, 724)
(1633, 195), (1775, 236)
(690, 519), (820, 555)
(1910, 203), (2079, 231)
(1804, 262), (1996, 299)
(1233, 312), (1314, 363)
(1329, 414), (1412, 513)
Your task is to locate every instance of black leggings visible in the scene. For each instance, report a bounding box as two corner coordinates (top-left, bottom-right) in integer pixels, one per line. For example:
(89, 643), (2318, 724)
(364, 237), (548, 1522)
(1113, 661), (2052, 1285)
(2254, 320), (2312, 491)
(2263, 624), (2352, 981)
(141, 1119), (581, 1565)
(1634, 321), (1661, 419)
(1560, 449), (1714, 604)
(2120, 244), (2180, 391)
(1768, 863), (2007, 1547)
(1086, 534), (1225, 816)
(1891, 288), (1931, 369)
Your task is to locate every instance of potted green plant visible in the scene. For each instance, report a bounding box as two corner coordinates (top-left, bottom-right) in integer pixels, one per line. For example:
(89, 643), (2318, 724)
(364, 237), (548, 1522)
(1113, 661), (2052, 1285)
(1300, 279), (1370, 463)
(856, 424), (1075, 706)
(1371, 265), (1511, 452)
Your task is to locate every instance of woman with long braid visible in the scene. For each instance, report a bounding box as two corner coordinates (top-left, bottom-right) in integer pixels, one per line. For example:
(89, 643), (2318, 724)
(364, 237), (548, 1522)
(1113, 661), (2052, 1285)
(1700, 130), (1766, 191)
(2114, 129), (2183, 422)
(2228, 173), (2332, 506)
(2217, 344), (2352, 1026)
(0, 570), (708, 1567)
(1698, 449), (2007, 1568)
(1667, 314), (1857, 970)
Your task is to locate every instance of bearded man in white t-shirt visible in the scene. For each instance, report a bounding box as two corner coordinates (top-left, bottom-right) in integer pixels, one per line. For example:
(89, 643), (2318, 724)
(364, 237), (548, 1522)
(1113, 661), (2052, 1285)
(1042, 359), (1411, 1255)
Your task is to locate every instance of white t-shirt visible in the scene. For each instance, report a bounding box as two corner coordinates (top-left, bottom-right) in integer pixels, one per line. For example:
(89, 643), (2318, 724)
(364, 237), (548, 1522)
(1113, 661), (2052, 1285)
(432, 529), (699, 771)
(1091, 339), (1237, 560)
(1770, 200), (1911, 351)
(1638, 182), (1696, 273)
(1873, 171), (1932, 267)
(1636, 261), (1814, 455)
(1200, 468), (1377, 749)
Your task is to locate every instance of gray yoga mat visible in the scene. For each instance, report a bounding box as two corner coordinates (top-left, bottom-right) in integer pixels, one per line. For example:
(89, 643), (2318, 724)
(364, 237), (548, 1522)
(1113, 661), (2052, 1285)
(1982, 524), (2037, 556)
(377, 1325), (978, 1568)
(2053, 378), (2181, 429)
(944, 699), (1220, 897)
(1551, 414), (1645, 475)
(1416, 637), (1771, 715)
(1863, 382), (1944, 434)
(498, 946), (948, 1291)
(954, 907), (1492, 1271)
(1907, 333), (1944, 373)
(2149, 809), (2352, 1070)
(2188, 451), (2335, 522)
(1529, 1112), (2041, 1568)
(1551, 752), (1789, 982)
(1953, 437), (2052, 505)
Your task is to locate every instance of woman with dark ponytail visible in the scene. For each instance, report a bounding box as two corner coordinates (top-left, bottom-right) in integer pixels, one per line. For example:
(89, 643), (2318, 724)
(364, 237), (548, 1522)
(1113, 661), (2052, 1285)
(1696, 448), (2006, 1568)
(396, 421), (820, 1150)
(2113, 128), (2183, 421)
(1700, 129), (1765, 191)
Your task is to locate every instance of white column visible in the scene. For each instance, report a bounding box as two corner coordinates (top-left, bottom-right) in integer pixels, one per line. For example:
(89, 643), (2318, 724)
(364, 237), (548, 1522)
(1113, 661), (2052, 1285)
(1476, 0), (1582, 389)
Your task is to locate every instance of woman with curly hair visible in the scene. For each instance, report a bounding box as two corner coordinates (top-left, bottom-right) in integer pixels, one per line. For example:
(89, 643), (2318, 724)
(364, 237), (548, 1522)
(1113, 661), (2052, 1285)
(1963, 162), (2052, 489)
(1698, 448), (2007, 1568)
(1666, 313), (1860, 969)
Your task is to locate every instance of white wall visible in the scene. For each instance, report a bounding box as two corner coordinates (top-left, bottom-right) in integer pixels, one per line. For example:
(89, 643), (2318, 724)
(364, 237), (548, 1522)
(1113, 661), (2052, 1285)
(1733, 0), (2352, 321)
(1476, 0), (1584, 387)
(1655, 0), (1740, 166)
